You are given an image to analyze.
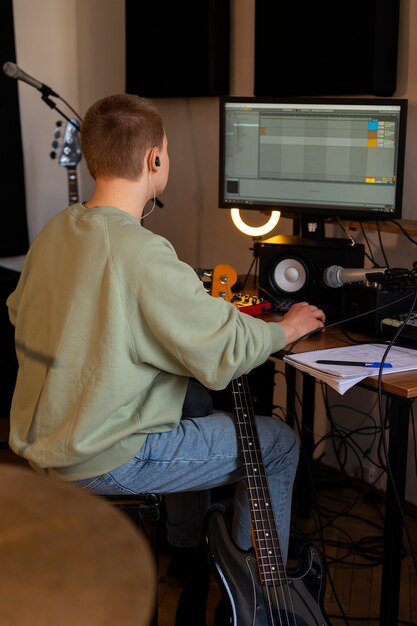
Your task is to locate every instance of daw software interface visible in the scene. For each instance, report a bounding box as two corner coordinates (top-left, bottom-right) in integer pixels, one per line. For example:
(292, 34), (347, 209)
(220, 99), (407, 219)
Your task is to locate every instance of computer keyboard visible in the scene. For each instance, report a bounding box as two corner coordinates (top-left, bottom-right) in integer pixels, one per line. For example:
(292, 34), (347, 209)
(271, 297), (298, 313)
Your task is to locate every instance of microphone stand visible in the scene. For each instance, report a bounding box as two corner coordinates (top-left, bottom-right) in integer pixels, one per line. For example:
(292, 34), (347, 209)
(41, 93), (82, 129)
(24, 76), (165, 208)
(240, 238), (262, 291)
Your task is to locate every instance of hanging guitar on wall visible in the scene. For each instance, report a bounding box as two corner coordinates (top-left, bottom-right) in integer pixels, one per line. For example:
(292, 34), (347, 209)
(50, 118), (82, 204)
(204, 264), (331, 625)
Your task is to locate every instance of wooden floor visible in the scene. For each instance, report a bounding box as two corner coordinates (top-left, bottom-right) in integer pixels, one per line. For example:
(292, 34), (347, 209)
(157, 475), (417, 626)
(1, 439), (416, 626)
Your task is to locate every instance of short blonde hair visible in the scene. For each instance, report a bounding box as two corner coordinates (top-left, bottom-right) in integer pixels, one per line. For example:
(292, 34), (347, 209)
(81, 94), (164, 180)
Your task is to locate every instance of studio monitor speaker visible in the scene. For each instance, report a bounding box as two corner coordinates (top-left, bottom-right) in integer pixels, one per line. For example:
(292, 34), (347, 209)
(258, 236), (365, 320)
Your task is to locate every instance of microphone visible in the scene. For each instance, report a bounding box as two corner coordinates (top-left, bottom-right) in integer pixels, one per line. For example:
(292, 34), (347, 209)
(2, 61), (58, 97)
(323, 265), (410, 288)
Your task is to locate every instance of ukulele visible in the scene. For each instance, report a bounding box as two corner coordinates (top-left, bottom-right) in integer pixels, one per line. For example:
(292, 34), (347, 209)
(50, 118), (82, 204)
(204, 265), (331, 625)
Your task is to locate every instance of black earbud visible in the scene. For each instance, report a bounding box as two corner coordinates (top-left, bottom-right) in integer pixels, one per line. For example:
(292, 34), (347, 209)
(155, 156), (161, 167)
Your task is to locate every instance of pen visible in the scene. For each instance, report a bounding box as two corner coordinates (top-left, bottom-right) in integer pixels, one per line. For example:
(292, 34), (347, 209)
(316, 360), (393, 368)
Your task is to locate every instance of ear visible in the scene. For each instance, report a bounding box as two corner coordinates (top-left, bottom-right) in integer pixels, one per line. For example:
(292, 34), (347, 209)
(148, 147), (160, 172)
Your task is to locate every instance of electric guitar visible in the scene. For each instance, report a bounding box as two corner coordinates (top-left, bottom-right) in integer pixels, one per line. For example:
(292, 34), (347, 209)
(50, 118), (82, 204)
(204, 265), (331, 625)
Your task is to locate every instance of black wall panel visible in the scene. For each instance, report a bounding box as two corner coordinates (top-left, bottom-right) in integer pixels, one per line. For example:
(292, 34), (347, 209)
(125, 0), (230, 98)
(255, 0), (400, 97)
(0, 0), (29, 256)
(0, 267), (19, 418)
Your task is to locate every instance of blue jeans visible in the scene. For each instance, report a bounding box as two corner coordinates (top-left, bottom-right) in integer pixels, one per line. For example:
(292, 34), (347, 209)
(74, 407), (299, 563)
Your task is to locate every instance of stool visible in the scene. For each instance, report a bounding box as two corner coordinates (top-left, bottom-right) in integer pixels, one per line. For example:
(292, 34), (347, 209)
(103, 493), (161, 626)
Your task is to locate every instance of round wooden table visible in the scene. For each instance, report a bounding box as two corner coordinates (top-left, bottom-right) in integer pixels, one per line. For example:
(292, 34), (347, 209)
(0, 465), (156, 625)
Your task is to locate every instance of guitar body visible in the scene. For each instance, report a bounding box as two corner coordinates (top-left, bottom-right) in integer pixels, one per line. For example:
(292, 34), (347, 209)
(205, 506), (331, 626)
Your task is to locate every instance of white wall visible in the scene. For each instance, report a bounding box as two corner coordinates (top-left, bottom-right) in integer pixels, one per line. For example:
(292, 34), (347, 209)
(4, 0), (292, 274)
(4, 0), (417, 503)
(9, 0), (417, 272)
(11, 0), (80, 242)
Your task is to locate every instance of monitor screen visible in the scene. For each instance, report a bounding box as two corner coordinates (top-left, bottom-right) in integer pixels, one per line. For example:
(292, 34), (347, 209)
(219, 96), (408, 227)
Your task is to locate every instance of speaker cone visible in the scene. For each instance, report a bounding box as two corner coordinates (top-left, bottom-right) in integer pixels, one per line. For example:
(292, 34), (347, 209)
(271, 257), (308, 294)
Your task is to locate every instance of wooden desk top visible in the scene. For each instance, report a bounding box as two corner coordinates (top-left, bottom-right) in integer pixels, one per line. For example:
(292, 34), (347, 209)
(234, 278), (417, 398)
(266, 314), (417, 400)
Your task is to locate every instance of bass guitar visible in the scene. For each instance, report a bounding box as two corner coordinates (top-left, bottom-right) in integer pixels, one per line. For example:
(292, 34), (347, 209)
(204, 265), (331, 625)
(50, 118), (81, 204)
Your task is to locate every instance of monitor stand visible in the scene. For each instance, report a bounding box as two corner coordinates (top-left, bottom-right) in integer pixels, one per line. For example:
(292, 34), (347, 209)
(279, 213), (353, 248)
(298, 214), (325, 240)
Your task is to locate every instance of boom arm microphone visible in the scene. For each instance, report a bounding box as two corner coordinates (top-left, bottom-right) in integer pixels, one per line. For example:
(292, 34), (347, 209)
(323, 265), (410, 288)
(3, 61), (58, 97)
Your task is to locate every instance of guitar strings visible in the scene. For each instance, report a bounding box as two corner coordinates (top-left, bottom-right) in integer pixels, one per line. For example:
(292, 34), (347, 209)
(233, 377), (290, 625)
(232, 377), (298, 625)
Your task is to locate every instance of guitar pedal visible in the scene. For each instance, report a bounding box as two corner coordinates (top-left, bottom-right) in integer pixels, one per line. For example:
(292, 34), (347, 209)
(231, 294), (272, 316)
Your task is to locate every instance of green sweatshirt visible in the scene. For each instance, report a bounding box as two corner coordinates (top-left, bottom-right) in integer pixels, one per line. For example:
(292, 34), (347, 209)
(7, 204), (286, 480)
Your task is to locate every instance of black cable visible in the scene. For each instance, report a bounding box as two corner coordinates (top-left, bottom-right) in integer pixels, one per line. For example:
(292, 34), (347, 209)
(41, 94), (82, 128)
(334, 216), (378, 266)
(282, 295), (417, 615)
(240, 238), (262, 291)
(286, 285), (417, 355)
(288, 405), (350, 624)
(57, 94), (83, 123)
(411, 402), (417, 477)
(321, 385), (380, 459)
(390, 219), (417, 246)
(359, 222), (380, 266)
(302, 368), (412, 559)
(317, 384), (417, 574)
(327, 614), (380, 623)
(376, 220), (390, 268)
(374, 278), (417, 576)
(282, 366), (350, 621)
(337, 325), (378, 345)
(327, 615), (417, 625)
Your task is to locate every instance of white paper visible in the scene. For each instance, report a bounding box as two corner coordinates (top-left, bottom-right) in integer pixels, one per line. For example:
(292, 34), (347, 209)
(283, 343), (417, 395)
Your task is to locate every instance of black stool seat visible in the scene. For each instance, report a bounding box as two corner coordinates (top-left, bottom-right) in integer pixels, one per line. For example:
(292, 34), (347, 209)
(104, 493), (161, 523)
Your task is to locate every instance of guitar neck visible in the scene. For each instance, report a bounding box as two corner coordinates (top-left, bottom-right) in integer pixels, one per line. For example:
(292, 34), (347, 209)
(67, 167), (79, 204)
(231, 376), (287, 586)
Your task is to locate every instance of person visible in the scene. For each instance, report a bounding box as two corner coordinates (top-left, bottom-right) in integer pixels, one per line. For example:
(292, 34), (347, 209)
(7, 93), (325, 620)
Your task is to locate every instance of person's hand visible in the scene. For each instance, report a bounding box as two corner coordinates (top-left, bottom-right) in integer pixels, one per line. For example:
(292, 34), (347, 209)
(279, 301), (325, 345)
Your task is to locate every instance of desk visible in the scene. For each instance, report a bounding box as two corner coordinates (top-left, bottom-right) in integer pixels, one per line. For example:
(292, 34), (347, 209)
(274, 325), (415, 626)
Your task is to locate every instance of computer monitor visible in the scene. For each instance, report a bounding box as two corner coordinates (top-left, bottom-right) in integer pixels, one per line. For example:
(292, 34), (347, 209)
(219, 96), (408, 239)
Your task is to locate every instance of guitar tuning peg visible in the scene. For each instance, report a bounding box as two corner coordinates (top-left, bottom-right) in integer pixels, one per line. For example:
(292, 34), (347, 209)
(54, 129), (62, 139)
(56, 120), (63, 127)
(50, 151), (57, 159)
(51, 140), (59, 149)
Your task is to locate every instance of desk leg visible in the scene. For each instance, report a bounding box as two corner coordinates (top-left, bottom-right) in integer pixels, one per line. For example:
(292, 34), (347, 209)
(285, 363), (296, 429)
(298, 373), (316, 519)
(379, 395), (410, 626)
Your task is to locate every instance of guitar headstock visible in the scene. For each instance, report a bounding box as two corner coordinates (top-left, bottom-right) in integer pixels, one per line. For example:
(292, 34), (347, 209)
(211, 264), (238, 301)
(210, 264), (272, 315)
(50, 119), (82, 169)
